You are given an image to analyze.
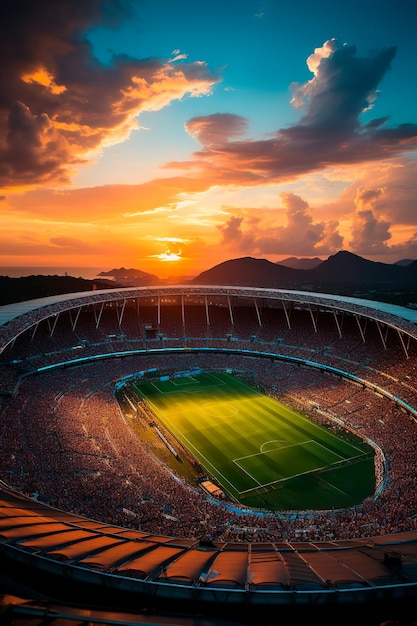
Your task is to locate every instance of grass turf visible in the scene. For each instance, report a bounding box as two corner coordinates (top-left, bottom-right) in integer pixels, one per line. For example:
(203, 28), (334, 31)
(131, 371), (375, 511)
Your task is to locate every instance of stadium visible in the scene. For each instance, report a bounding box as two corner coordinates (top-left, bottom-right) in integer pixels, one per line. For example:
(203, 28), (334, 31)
(1, 284), (417, 626)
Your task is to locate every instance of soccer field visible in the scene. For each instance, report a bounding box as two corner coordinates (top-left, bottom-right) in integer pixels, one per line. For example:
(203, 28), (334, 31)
(131, 371), (375, 511)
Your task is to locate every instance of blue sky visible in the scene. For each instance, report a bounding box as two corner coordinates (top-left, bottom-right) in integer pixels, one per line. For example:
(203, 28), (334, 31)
(1, 0), (417, 277)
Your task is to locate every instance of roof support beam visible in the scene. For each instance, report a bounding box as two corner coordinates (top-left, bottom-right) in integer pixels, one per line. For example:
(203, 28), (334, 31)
(282, 299), (291, 329)
(205, 295), (210, 326)
(308, 304), (317, 333)
(46, 312), (60, 337)
(254, 298), (262, 326)
(375, 321), (387, 351)
(31, 322), (39, 341)
(94, 302), (105, 329)
(69, 307), (82, 331)
(354, 314), (366, 343)
(332, 310), (343, 338)
(227, 296), (234, 325)
(116, 300), (126, 326)
(397, 329), (409, 359)
(406, 334), (411, 353)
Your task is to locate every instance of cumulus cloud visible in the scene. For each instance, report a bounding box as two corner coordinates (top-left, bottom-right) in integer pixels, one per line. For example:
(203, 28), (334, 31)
(349, 186), (392, 254)
(347, 185), (417, 260)
(347, 158), (417, 226)
(169, 39), (417, 185)
(290, 38), (390, 131)
(0, 0), (221, 187)
(218, 215), (245, 244)
(218, 192), (343, 256)
(389, 233), (417, 258)
(3, 101), (79, 185)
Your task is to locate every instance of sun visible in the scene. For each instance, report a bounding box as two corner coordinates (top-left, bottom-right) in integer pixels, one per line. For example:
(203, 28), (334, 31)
(155, 249), (182, 262)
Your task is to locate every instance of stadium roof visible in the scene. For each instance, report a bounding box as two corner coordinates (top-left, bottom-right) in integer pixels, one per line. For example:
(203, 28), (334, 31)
(1, 285), (417, 328)
(1, 485), (417, 619)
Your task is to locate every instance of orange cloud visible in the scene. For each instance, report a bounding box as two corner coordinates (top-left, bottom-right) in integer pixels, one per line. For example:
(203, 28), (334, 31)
(0, 2), (221, 189)
(217, 192), (343, 257)
(8, 176), (216, 222)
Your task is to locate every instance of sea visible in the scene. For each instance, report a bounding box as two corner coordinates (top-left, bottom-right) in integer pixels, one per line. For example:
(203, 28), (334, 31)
(0, 267), (104, 280)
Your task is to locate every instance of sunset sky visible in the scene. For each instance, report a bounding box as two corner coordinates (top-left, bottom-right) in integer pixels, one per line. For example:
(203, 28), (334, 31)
(1, 0), (417, 279)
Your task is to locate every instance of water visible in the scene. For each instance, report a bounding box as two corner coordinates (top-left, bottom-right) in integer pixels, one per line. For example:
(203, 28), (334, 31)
(0, 267), (105, 280)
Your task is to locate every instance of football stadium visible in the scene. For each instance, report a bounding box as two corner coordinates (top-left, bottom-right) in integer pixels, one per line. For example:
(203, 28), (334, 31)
(1, 285), (417, 625)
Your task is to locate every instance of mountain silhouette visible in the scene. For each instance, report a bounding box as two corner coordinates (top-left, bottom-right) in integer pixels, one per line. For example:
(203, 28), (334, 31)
(2, 252), (417, 307)
(192, 251), (417, 295)
(309, 251), (410, 284)
(192, 256), (304, 288)
(276, 257), (322, 270)
(98, 267), (162, 285)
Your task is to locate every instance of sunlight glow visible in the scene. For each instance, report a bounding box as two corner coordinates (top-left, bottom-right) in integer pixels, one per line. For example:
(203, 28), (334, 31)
(21, 66), (67, 94)
(152, 249), (182, 262)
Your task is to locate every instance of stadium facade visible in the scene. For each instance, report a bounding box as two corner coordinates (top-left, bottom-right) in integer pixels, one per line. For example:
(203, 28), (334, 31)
(1, 285), (417, 625)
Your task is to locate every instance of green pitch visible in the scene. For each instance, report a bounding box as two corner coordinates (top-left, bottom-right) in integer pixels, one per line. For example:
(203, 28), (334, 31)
(131, 372), (375, 511)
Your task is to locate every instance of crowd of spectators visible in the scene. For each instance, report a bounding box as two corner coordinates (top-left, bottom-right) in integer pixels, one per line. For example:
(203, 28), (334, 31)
(1, 300), (417, 544)
(1, 338), (417, 544)
(1, 291), (417, 626)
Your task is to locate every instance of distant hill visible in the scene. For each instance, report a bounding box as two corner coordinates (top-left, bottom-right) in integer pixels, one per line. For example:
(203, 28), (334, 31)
(395, 259), (415, 267)
(192, 256), (305, 289)
(276, 257), (322, 270)
(309, 251), (417, 286)
(2, 252), (417, 308)
(97, 267), (162, 285)
(0, 275), (117, 307)
(191, 251), (417, 303)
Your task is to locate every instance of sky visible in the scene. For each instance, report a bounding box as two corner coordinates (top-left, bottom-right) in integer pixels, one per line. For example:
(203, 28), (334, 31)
(1, 0), (417, 279)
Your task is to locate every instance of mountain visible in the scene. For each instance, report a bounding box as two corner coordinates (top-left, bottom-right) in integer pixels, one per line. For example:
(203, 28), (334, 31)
(395, 259), (415, 267)
(404, 259), (417, 277)
(309, 251), (414, 285)
(2, 252), (417, 308)
(0, 275), (117, 307)
(97, 267), (162, 285)
(191, 256), (308, 288)
(192, 252), (417, 300)
(276, 257), (322, 270)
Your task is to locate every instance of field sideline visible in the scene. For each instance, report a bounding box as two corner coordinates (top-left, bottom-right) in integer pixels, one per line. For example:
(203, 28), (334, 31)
(131, 371), (375, 511)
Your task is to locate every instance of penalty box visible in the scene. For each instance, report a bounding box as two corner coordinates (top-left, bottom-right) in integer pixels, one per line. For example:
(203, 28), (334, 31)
(233, 440), (345, 494)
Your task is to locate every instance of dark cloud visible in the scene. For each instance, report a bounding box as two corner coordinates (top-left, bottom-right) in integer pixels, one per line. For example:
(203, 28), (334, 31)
(290, 38), (396, 133)
(0, 0), (221, 187)
(178, 40), (417, 185)
(185, 114), (248, 146)
(3, 101), (80, 184)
